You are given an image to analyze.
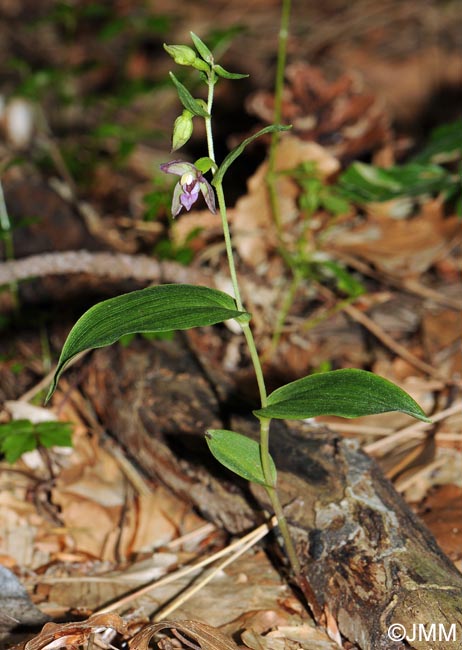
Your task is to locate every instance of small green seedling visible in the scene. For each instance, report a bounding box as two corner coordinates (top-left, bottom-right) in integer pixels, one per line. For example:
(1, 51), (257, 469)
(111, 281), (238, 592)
(0, 419), (72, 464)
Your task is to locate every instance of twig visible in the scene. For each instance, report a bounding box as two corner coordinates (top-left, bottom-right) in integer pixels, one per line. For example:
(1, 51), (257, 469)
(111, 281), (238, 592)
(165, 523), (216, 551)
(364, 401), (462, 456)
(330, 251), (462, 311)
(342, 301), (447, 382)
(93, 517), (276, 615)
(0, 250), (215, 286)
(102, 440), (153, 498)
(394, 457), (447, 494)
(315, 422), (393, 436)
(403, 277), (462, 310)
(153, 517), (274, 621)
(17, 350), (88, 403)
(316, 283), (449, 382)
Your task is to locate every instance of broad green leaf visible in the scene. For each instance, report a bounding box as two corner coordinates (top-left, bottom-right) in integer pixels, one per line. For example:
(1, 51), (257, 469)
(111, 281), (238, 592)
(338, 161), (453, 203)
(47, 284), (248, 401)
(0, 420), (73, 463)
(0, 420), (37, 463)
(1, 432), (37, 464)
(190, 31), (213, 63)
(0, 420), (34, 440)
(212, 125), (292, 187)
(36, 422), (73, 448)
(254, 369), (431, 422)
(206, 429), (277, 487)
(169, 72), (209, 117)
(214, 64), (248, 80)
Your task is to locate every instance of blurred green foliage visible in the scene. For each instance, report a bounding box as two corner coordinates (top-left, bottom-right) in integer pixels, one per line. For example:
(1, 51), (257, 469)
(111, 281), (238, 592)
(0, 419), (73, 464)
(338, 119), (461, 212)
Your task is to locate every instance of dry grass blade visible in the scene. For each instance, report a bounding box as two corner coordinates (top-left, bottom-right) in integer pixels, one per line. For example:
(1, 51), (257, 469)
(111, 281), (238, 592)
(130, 620), (239, 650)
(365, 401), (462, 456)
(154, 515), (273, 620)
(316, 283), (447, 382)
(95, 518), (275, 615)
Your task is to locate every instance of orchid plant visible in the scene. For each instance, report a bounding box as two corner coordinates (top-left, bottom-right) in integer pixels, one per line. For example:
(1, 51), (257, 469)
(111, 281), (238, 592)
(46, 34), (431, 585)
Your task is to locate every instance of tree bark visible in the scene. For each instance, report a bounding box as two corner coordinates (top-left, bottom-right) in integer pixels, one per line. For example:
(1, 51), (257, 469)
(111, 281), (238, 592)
(81, 338), (462, 650)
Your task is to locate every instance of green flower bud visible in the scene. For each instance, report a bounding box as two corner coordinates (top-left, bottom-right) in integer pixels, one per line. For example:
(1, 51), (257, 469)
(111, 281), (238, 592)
(163, 44), (197, 66)
(172, 110), (193, 152)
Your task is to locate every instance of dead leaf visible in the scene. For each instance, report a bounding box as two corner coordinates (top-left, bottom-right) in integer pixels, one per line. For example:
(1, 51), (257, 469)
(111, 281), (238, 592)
(337, 45), (462, 126)
(422, 309), (461, 357)
(130, 620), (239, 650)
(232, 135), (339, 268)
(247, 62), (391, 161)
(51, 492), (119, 559)
(325, 206), (459, 278)
(24, 613), (127, 650)
(419, 485), (462, 561)
(4, 402), (58, 423)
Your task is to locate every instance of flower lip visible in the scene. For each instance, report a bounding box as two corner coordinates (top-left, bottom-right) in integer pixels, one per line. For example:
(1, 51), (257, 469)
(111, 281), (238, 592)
(181, 171), (196, 187)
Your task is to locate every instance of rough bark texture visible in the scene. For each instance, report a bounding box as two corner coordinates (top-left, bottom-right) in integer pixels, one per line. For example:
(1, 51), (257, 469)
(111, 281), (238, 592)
(81, 338), (462, 650)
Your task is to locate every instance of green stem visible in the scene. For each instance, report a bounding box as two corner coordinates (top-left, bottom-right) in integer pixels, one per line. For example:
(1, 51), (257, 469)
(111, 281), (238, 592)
(266, 269), (303, 361)
(215, 182), (268, 407)
(266, 0), (292, 240)
(273, 0), (292, 130)
(0, 179), (19, 308)
(259, 417), (301, 575)
(204, 68), (266, 401)
(204, 65), (300, 578)
(0, 180), (14, 261)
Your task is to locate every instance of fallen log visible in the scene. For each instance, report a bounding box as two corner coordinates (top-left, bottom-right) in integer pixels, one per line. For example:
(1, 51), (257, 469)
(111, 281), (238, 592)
(80, 337), (462, 650)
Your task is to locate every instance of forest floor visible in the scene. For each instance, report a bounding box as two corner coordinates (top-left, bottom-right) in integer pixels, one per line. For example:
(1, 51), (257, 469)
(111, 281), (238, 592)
(0, 1), (461, 649)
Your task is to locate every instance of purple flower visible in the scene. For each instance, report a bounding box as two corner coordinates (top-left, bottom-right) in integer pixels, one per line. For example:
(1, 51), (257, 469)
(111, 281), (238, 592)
(160, 160), (217, 217)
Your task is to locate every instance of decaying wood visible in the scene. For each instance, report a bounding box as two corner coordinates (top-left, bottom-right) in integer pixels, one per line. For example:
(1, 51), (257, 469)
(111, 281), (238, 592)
(0, 250), (214, 286)
(80, 338), (462, 650)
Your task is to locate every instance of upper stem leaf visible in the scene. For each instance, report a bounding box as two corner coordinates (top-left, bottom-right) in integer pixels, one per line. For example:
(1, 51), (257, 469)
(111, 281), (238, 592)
(212, 124), (291, 186)
(254, 369), (432, 422)
(169, 72), (209, 117)
(190, 31), (214, 63)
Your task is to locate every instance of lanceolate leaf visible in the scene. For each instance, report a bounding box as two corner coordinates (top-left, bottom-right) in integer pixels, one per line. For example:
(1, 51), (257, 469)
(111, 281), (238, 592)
(338, 161), (453, 203)
(47, 285), (247, 401)
(212, 125), (292, 187)
(214, 64), (248, 80)
(206, 429), (277, 487)
(190, 31), (213, 63)
(254, 369), (431, 423)
(412, 119), (462, 165)
(169, 72), (209, 117)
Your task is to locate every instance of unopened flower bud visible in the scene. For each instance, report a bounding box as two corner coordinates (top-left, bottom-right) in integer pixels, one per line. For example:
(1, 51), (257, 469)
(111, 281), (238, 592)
(171, 110), (193, 152)
(163, 44), (197, 66)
